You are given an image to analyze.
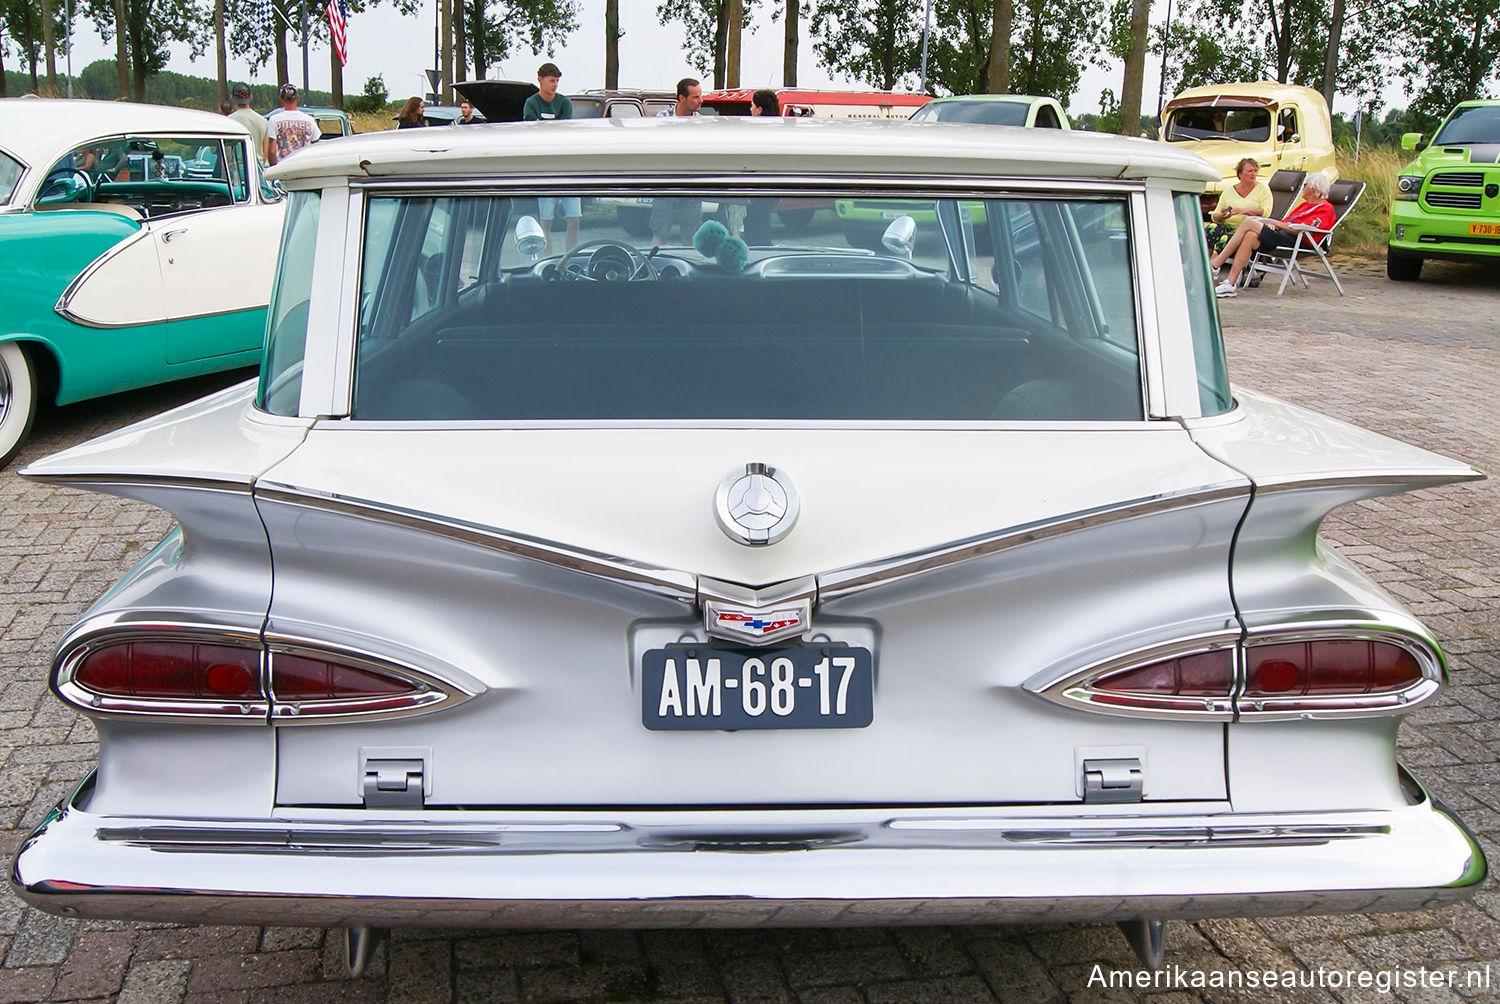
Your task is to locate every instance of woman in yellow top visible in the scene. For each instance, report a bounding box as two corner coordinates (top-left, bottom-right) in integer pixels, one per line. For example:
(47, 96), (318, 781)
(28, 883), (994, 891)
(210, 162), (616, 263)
(1203, 158), (1272, 255)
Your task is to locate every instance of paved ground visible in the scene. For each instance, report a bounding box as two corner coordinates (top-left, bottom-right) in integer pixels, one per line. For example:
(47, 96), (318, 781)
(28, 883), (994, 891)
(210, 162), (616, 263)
(1, 259), (1498, 1002)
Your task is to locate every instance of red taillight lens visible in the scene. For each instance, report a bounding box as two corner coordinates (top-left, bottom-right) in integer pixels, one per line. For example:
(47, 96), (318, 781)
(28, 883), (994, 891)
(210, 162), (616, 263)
(1088, 649), (1235, 712)
(74, 641), (261, 700)
(271, 654), (417, 699)
(1245, 640), (1424, 697)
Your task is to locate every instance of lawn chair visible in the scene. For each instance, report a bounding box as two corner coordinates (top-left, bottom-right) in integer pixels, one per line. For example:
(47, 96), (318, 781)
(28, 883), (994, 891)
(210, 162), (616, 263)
(1247, 178), (1365, 297)
(1265, 169), (1307, 221)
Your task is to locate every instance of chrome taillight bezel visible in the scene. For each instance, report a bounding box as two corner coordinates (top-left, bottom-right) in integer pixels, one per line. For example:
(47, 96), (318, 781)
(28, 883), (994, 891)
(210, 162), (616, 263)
(55, 623), (271, 723)
(1235, 626), (1443, 721)
(265, 633), (472, 724)
(53, 620), (478, 725)
(1031, 622), (1446, 722)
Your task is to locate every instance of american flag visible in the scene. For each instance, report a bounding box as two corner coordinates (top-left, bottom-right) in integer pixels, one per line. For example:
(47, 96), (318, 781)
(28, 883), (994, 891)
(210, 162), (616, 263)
(326, 0), (348, 66)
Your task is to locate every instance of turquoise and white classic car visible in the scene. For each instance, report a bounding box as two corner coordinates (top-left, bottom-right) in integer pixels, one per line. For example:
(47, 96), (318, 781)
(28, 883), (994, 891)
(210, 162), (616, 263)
(0, 99), (285, 467)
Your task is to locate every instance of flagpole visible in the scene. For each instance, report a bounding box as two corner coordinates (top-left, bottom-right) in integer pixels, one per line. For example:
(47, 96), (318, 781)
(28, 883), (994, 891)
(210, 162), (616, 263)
(301, 0), (310, 94)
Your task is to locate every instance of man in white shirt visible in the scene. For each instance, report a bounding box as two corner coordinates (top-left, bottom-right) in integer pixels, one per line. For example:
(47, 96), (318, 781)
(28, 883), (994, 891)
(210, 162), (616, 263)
(269, 83), (319, 162)
(651, 78), (704, 246)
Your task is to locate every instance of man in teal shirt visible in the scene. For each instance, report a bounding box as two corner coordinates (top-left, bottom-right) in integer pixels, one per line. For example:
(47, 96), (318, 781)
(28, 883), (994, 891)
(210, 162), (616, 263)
(524, 62), (579, 251)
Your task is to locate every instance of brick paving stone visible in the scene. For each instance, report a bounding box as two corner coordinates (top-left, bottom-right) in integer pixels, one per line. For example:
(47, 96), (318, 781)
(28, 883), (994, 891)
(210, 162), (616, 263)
(49, 929), (134, 1000)
(795, 987), (866, 1004)
(862, 976), (996, 1003)
(4, 907), (74, 967)
(184, 950), (324, 994)
(720, 957), (794, 1004)
(0, 966), (57, 1004)
(135, 924), (261, 961)
(116, 958), (190, 1004)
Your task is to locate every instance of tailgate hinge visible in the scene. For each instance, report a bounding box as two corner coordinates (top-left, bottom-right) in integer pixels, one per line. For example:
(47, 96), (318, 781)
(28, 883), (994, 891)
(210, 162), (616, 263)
(362, 758), (426, 809)
(1082, 757), (1144, 804)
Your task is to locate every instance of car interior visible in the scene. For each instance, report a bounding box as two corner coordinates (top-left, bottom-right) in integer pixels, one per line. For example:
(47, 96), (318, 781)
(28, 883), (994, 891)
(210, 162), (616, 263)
(264, 191), (1147, 424)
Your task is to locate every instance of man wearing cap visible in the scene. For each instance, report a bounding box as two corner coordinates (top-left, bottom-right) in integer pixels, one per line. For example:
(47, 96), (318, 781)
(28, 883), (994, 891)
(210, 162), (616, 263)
(269, 83), (319, 162)
(523, 63), (580, 252)
(228, 83), (273, 166)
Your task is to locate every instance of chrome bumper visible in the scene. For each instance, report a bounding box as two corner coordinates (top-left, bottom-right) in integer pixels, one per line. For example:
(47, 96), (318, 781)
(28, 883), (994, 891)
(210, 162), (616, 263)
(13, 772), (1485, 929)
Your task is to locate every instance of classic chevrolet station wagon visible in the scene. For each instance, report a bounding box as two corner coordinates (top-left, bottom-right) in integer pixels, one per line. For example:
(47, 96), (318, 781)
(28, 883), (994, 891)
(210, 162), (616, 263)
(13, 118), (1484, 975)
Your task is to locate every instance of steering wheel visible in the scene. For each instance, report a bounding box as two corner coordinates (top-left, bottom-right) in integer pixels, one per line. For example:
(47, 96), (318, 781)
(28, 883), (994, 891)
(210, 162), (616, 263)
(40, 168), (94, 204)
(556, 240), (655, 282)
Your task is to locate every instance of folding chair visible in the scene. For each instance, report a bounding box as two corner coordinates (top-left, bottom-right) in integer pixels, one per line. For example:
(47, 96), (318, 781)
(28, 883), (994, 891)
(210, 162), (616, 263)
(1247, 179), (1365, 297)
(1265, 169), (1307, 221)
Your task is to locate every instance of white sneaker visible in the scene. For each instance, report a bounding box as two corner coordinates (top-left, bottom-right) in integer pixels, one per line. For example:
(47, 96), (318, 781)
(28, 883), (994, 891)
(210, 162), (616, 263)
(1215, 280), (1237, 298)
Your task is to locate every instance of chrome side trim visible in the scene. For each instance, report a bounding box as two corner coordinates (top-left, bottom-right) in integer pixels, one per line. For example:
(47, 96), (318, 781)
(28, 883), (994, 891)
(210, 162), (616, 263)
(253, 483), (700, 605)
(1253, 470), (1486, 493)
(349, 175), (1147, 197)
(17, 471), (252, 491)
(817, 483), (1249, 601)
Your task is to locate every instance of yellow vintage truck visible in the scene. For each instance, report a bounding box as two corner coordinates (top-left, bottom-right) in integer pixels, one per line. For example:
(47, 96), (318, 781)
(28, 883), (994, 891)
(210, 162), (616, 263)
(1161, 81), (1337, 215)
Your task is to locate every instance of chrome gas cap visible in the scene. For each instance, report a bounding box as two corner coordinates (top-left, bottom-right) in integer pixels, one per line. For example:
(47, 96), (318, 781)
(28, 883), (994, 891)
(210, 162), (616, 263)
(714, 463), (800, 546)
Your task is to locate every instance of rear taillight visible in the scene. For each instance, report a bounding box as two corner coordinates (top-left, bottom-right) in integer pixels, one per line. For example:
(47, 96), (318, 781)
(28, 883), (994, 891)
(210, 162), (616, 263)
(57, 630), (467, 723)
(1085, 649), (1236, 717)
(1239, 637), (1437, 716)
(63, 636), (268, 719)
(1040, 629), (1441, 721)
(268, 649), (447, 720)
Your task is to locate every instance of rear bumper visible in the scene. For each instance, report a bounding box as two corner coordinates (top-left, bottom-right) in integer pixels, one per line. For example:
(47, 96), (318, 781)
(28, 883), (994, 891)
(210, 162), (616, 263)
(13, 771), (1485, 930)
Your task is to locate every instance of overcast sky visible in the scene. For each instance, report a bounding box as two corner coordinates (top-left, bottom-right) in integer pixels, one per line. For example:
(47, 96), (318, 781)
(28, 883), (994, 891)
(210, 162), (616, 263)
(61, 1), (1381, 118)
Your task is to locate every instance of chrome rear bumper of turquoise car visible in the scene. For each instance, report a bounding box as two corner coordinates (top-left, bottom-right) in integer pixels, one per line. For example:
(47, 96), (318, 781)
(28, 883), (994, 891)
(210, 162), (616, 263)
(13, 772), (1485, 929)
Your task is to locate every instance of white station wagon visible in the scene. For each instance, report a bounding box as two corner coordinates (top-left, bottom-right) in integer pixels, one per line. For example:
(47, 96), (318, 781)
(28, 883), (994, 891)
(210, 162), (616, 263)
(13, 118), (1485, 974)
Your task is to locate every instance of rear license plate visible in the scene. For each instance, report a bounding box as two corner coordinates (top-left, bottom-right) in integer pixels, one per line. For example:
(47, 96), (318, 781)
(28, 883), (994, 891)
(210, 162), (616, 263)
(642, 644), (873, 731)
(1470, 222), (1500, 236)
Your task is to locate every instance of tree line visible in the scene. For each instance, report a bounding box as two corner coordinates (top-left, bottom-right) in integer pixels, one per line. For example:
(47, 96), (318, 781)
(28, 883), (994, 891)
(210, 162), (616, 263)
(3, 0), (1496, 132)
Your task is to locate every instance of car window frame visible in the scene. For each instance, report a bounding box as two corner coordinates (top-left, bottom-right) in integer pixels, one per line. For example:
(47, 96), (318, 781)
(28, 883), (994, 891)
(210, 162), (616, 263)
(292, 175), (1182, 426)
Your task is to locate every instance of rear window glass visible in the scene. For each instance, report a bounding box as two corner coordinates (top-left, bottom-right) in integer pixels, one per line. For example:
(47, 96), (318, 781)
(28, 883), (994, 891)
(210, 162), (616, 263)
(350, 190), (1143, 423)
(0, 151), (21, 205)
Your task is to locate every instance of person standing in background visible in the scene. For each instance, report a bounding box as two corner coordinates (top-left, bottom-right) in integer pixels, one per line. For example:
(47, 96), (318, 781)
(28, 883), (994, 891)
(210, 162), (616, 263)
(396, 97), (427, 128)
(523, 63), (573, 121)
(269, 84), (319, 161)
(453, 100), (481, 125)
(524, 64), (580, 252)
(650, 78), (704, 246)
(229, 82), (274, 166)
(750, 89), (779, 116)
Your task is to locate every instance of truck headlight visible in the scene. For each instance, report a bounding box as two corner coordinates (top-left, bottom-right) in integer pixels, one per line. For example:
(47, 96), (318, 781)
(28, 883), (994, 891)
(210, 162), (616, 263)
(1395, 175), (1423, 201)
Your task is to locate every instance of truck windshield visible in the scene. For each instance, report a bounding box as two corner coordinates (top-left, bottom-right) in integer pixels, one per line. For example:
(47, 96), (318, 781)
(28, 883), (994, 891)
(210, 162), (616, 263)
(1433, 105), (1500, 145)
(1166, 107), (1271, 142)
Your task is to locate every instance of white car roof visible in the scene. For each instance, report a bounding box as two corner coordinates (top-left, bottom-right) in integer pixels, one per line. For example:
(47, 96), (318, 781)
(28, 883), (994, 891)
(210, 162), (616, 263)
(0, 98), (252, 170)
(267, 116), (1219, 187)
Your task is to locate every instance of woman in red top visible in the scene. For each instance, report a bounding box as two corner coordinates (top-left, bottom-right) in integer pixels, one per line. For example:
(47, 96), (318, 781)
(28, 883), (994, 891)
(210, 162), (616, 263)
(1210, 171), (1337, 297)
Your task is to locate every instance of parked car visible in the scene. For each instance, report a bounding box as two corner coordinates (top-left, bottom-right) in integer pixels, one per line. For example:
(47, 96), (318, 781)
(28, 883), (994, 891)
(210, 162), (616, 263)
(1161, 81), (1336, 215)
(13, 118), (1485, 973)
(835, 99), (1065, 249)
(0, 99), (285, 467)
(702, 87), (931, 119)
(1387, 100), (1500, 281)
(908, 93), (1069, 128)
(416, 104), (488, 126)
